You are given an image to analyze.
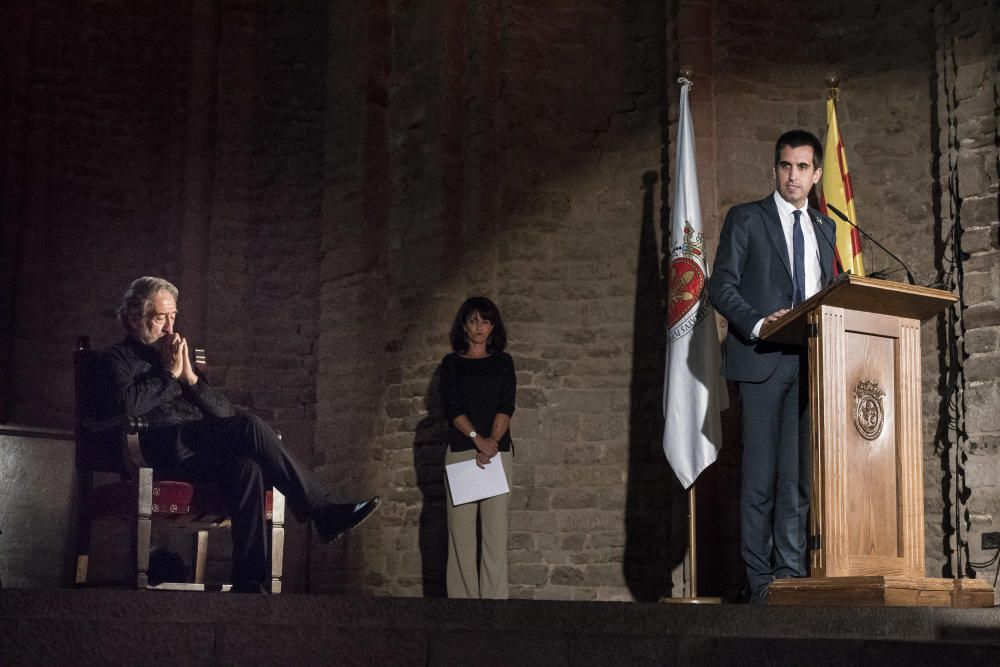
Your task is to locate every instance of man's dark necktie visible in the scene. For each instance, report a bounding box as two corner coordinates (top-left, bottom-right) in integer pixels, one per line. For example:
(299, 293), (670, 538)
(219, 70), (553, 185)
(792, 210), (805, 306)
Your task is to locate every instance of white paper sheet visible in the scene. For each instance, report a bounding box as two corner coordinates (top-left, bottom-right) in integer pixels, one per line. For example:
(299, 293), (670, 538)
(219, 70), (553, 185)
(445, 455), (510, 506)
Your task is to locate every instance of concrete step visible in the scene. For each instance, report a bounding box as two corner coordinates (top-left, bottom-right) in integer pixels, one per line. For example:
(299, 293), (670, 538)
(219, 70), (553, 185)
(2, 589), (999, 665)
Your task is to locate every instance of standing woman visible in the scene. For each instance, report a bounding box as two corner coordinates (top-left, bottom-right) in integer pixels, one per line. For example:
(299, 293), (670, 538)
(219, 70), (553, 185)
(440, 296), (516, 599)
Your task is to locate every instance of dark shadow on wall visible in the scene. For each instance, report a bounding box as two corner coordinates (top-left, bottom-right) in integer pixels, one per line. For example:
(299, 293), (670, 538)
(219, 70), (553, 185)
(928, 50), (954, 578)
(413, 364), (448, 597)
(927, 50), (974, 579)
(623, 171), (686, 601)
(623, 172), (745, 602)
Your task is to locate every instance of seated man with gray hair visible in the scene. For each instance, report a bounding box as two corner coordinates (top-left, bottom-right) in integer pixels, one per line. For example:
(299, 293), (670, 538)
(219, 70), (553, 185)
(103, 276), (380, 593)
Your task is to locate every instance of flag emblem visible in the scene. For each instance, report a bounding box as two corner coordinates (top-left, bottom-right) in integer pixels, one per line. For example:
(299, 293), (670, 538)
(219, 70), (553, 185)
(667, 223), (709, 342)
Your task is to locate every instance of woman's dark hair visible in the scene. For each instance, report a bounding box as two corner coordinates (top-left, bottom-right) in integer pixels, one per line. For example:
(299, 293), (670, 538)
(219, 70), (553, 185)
(449, 296), (507, 354)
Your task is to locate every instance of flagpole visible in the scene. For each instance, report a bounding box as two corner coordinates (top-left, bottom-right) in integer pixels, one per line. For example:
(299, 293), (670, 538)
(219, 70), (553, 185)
(688, 485), (698, 597)
(665, 474), (718, 603)
(659, 65), (721, 605)
(681, 65), (701, 601)
(680, 65), (700, 601)
(676, 67), (714, 604)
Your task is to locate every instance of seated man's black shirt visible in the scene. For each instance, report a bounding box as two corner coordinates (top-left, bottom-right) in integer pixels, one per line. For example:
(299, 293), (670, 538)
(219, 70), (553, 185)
(102, 336), (236, 468)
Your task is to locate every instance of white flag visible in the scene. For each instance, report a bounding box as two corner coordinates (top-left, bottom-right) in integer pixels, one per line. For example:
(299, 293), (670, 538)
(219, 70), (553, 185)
(662, 78), (728, 489)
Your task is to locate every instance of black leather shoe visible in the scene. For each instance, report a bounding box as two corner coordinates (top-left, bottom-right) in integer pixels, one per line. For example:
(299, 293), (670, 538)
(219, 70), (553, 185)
(749, 585), (769, 606)
(314, 496), (382, 544)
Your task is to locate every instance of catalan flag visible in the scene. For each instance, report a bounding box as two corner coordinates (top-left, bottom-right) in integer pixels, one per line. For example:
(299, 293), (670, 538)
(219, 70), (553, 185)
(819, 96), (865, 276)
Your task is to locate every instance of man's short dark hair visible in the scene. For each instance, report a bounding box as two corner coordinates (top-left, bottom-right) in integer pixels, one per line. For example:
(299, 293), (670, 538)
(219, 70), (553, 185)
(774, 130), (823, 169)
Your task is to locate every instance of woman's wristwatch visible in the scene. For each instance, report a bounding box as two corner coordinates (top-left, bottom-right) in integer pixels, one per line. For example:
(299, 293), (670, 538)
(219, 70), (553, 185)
(467, 430), (477, 439)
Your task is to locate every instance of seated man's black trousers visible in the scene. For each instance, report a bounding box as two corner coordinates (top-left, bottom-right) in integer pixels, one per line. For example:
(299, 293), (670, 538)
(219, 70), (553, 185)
(171, 413), (330, 587)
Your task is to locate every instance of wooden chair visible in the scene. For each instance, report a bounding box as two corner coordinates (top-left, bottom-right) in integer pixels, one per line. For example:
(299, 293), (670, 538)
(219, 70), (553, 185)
(72, 335), (285, 593)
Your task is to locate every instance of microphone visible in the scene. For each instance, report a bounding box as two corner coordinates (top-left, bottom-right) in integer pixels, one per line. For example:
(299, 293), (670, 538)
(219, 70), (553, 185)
(825, 204), (916, 285)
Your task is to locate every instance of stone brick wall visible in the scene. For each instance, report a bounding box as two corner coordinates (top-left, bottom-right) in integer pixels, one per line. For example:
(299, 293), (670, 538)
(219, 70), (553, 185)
(334, 0), (676, 601)
(1, 0), (192, 424)
(2, 0), (998, 600)
(310, 0), (395, 594)
(215, 0), (329, 592)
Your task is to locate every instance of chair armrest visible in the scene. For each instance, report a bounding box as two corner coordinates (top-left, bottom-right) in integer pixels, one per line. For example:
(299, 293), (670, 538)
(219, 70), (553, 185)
(82, 414), (151, 435)
(125, 432), (147, 471)
(81, 415), (147, 478)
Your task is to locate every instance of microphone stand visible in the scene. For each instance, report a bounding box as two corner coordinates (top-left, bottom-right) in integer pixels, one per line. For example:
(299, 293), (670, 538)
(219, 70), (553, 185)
(826, 203), (915, 285)
(809, 210), (845, 277)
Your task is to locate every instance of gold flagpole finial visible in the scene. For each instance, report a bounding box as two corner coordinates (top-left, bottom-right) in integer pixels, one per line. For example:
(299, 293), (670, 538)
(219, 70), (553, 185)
(825, 73), (840, 101)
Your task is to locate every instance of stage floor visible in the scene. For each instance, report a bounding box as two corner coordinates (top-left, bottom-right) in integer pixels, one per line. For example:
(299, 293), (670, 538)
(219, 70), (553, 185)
(2, 588), (999, 665)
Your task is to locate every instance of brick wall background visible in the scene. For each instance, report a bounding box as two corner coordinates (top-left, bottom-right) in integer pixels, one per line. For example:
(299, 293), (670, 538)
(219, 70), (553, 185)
(932, 0), (1000, 589)
(1, 0), (997, 600)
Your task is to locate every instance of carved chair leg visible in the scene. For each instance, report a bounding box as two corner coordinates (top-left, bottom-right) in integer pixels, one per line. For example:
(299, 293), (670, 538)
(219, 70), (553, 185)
(75, 511), (92, 585)
(193, 530), (209, 585)
(134, 468), (153, 589)
(74, 476), (95, 586)
(74, 554), (90, 585)
(270, 489), (286, 594)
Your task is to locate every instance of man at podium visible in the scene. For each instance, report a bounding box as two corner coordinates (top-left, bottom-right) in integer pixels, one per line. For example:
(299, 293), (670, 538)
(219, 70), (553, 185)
(708, 130), (838, 605)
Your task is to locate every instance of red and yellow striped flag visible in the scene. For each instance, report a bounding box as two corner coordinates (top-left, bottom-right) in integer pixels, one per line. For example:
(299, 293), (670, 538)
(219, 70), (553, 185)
(819, 97), (865, 276)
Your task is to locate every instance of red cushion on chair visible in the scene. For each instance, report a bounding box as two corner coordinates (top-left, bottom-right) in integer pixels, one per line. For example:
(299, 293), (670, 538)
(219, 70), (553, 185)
(151, 481), (209, 515)
(264, 490), (274, 521)
(86, 480), (275, 520)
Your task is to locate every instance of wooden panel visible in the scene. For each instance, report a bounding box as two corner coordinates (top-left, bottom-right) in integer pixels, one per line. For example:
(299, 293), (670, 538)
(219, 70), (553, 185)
(810, 307), (931, 580)
(844, 310), (898, 338)
(846, 555), (908, 576)
(843, 330), (899, 561)
(810, 306), (848, 577)
(952, 578), (996, 607)
(768, 576), (990, 608)
(897, 319), (925, 578)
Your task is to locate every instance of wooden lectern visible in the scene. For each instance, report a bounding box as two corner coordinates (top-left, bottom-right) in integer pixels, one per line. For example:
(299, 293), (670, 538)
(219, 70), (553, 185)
(759, 275), (994, 607)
